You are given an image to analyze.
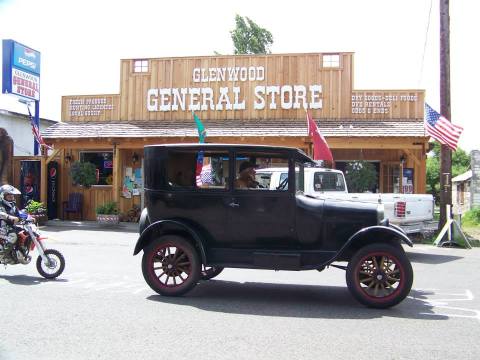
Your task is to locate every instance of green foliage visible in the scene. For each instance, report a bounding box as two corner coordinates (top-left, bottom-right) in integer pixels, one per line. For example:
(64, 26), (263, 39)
(95, 201), (118, 215)
(25, 200), (46, 215)
(230, 14), (273, 54)
(70, 161), (97, 188)
(463, 207), (480, 226)
(426, 142), (470, 203)
(344, 160), (377, 192)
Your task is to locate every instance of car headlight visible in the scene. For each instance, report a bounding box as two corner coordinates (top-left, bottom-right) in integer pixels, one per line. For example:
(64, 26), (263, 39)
(376, 204), (385, 224)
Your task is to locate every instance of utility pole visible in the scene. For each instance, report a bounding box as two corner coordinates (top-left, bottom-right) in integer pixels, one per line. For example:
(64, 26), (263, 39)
(439, 0), (452, 229)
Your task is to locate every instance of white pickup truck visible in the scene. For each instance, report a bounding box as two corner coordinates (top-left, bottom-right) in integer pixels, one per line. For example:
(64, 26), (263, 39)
(255, 167), (436, 235)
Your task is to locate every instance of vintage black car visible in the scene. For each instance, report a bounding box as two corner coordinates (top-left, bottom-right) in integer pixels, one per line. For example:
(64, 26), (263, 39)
(134, 144), (414, 308)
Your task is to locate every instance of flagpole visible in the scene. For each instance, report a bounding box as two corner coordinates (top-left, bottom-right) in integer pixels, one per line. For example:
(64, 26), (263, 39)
(34, 100), (40, 155)
(439, 0), (452, 231)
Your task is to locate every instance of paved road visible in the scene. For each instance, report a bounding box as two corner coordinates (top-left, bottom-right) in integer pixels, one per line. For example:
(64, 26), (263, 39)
(1, 226), (479, 360)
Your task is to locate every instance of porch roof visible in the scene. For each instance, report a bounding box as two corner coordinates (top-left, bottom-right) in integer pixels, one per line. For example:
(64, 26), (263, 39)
(42, 118), (427, 139)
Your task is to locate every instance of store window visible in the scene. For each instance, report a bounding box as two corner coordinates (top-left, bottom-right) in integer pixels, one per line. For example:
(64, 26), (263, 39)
(80, 151), (113, 185)
(323, 54), (340, 68)
(133, 59), (148, 73)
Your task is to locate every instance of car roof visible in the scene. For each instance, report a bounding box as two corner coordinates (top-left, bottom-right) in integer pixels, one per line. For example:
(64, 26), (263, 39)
(256, 167), (344, 174)
(146, 143), (313, 161)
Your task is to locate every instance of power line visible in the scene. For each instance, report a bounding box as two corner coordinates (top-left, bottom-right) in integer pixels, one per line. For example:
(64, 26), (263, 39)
(418, 0), (433, 86)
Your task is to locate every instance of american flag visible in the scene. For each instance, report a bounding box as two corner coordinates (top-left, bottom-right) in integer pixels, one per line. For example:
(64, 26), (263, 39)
(26, 106), (52, 150)
(424, 103), (463, 151)
(196, 163), (215, 186)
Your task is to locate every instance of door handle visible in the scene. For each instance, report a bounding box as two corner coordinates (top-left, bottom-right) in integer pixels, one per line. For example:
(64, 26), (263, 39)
(228, 202), (240, 208)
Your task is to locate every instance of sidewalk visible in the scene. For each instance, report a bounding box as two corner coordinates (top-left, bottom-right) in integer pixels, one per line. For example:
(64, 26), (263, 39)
(44, 219), (139, 232)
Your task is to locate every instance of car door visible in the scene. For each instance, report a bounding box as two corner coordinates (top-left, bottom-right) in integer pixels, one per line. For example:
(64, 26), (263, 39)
(227, 151), (297, 249)
(157, 148), (232, 245)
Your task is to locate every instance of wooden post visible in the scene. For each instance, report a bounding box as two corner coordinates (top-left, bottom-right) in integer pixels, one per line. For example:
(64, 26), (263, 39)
(112, 144), (120, 203)
(439, 0), (452, 229)
(40, 156), (47, 204)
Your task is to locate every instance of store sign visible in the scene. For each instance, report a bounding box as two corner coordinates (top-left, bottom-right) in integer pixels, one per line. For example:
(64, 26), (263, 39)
(68, 97), (114, 117)
(146, 66), (323, 112)
(11, 68), (40, 100)
(351, 94), (418, 115)
(2, 40), (41, 100)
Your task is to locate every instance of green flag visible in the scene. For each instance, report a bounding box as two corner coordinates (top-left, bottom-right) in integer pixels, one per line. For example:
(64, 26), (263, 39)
(193, 112), (206, 143)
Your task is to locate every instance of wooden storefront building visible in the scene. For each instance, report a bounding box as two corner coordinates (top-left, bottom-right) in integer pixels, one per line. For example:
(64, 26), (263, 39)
(42, 52), (428, 220)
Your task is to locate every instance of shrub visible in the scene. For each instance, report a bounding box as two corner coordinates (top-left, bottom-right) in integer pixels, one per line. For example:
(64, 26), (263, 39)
(95, 201), (118, 215)
(70, 161), (97, 188)
(462, 207), (480, 226)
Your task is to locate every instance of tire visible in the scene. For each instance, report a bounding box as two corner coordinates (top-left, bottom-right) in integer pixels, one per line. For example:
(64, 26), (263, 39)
(346, 243), (413, 309)
(201, 265), (224, 280)
(36, 249), (66, 279)
(141, 235), (201, 296)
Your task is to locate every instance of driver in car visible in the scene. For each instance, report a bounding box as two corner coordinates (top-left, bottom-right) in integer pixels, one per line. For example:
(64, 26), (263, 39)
(234, 161), (260, 189)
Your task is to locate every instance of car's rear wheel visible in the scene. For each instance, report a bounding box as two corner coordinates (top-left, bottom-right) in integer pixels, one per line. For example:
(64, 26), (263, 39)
(142, 235), (201, 296)
(201, 265), (224, 280)
(346, 243), (413, 308)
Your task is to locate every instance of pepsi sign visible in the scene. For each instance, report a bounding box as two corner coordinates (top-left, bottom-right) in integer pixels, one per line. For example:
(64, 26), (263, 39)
(13, 42), (40, 75)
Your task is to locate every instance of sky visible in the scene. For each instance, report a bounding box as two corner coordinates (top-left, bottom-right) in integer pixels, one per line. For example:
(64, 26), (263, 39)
(0, 0), (479, 152)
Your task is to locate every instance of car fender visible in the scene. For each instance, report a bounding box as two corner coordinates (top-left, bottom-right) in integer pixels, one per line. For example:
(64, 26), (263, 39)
(133, 219), (207, 263)
(333, 225), (413, 262)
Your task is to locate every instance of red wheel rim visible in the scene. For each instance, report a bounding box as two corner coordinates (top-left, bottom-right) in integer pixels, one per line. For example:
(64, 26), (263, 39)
(147, 243), (192, 288)
(354, 251), (405, 302)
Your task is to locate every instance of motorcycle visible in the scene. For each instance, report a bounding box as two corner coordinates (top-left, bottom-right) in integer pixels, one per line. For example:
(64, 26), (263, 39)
(0, 211), (65, 279)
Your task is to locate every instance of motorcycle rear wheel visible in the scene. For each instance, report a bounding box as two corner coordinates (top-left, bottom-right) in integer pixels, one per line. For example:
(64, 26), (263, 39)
(36, 249), (65, 279)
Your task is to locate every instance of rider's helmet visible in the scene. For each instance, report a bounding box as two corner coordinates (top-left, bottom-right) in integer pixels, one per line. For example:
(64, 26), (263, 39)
(0, 184), (21, 210)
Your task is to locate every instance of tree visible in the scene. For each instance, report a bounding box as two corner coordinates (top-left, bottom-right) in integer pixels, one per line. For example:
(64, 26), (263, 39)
(230, 15), (273, 55)
(344, 160), (377, 193)
(426, 142), (470, 203)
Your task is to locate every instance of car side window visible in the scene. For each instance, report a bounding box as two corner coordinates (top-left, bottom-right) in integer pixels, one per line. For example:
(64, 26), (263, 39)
(167, 150), (229, 190)
(235, 152), (289, 191)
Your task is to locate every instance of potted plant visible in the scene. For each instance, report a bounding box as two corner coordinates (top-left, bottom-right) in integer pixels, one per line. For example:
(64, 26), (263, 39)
(25, 200), (48, 225)
(95, 201), (119, 225)
(70, 161), (97, 188)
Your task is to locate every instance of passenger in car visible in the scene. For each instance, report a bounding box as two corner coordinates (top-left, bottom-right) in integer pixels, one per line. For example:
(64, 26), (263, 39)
(234, 161), (260, 189)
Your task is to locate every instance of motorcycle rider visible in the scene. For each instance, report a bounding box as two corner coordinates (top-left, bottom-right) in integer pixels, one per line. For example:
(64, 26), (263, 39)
(0, 184), (21, 259)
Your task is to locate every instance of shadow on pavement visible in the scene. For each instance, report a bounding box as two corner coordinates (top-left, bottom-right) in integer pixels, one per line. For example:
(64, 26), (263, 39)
(41, 224), (138, 234)
(406, 251), (463, 264)
(0, 274), (68, 286)
(147, 280), (446, 321)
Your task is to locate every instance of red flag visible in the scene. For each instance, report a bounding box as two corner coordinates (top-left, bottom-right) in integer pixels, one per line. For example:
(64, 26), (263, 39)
(306, 111), (333, 161)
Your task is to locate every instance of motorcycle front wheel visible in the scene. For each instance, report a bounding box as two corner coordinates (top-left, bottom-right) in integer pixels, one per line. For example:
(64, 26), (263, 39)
(36, 249), (65, 279)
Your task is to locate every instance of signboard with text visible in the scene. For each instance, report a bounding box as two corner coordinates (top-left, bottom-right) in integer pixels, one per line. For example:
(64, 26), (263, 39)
(2, 39), (41, 100)
(61, 53), (424, 122)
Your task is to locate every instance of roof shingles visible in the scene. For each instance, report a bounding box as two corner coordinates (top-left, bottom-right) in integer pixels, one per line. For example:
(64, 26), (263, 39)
(41, 119), (426, 139)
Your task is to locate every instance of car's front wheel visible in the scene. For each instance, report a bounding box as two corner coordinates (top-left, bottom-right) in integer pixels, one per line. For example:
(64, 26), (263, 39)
(142, 235), (201, 296)
(346, 243), (413, 308)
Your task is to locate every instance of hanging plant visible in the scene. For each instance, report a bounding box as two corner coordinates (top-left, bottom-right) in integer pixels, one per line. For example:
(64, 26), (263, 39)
(70, 161), (97, 188)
